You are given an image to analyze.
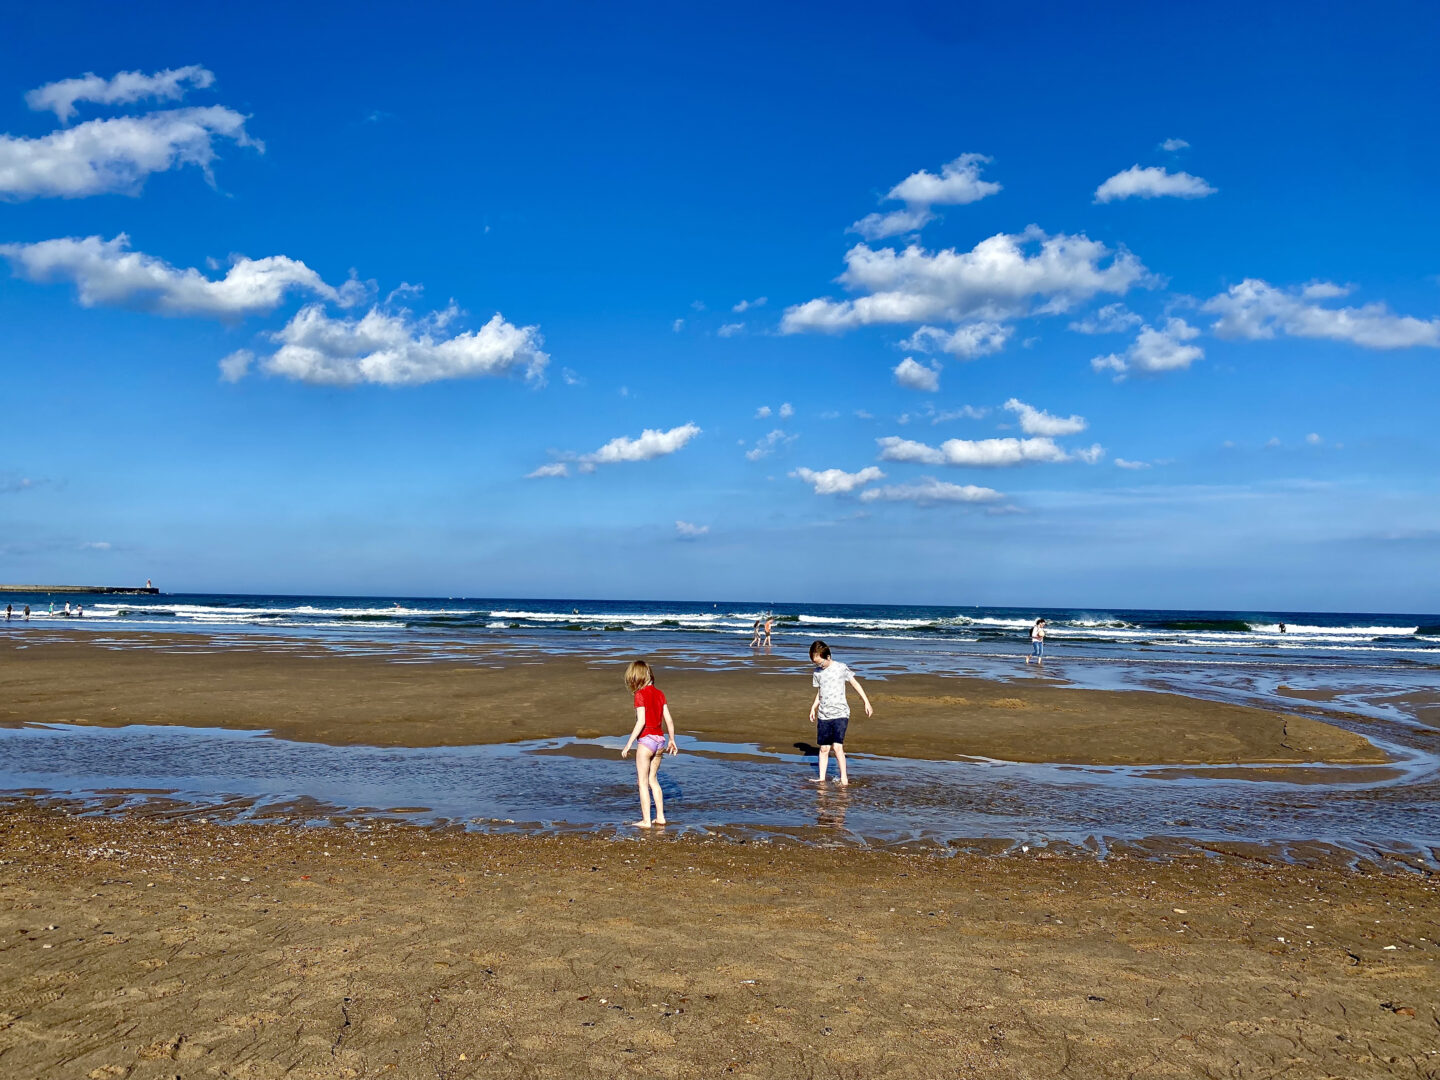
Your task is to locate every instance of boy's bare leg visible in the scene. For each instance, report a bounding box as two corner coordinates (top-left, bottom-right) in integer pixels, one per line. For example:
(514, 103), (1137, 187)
(649, 755), (666, 824)
(811, 745), (830, 782)
(633, 749), (654, 827)
(833, 743), (848, 785)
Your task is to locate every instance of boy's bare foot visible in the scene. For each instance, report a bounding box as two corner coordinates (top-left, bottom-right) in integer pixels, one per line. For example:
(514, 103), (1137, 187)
(808, 775), (827, 783)
(631, 820), (653, 828)
(838, 778), (849, 786)
(654, 817), (667, 825)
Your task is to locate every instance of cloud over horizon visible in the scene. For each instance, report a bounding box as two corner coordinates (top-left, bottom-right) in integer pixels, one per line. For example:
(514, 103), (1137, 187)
(1094, 165), (1216, 203)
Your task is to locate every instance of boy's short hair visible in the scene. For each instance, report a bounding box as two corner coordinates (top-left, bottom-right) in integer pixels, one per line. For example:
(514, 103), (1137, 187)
(809, 640), (831, 660)
(624, 660), (654, 691)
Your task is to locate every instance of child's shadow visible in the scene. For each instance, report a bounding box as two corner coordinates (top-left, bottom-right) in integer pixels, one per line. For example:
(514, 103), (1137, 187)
(793, 741), (820, 757)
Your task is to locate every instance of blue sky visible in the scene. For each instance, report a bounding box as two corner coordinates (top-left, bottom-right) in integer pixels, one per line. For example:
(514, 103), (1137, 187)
(3, 0), (1438, 610)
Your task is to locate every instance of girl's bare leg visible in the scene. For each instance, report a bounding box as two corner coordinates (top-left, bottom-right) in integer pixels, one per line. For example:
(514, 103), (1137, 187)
(633, 747), (654, 827)
(833, 743), (848, 786)
(811, 745), (830, 782)
(648, 753), (666, 824)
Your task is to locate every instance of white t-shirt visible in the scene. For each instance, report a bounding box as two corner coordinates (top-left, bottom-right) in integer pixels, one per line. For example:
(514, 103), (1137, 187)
(813, 661), (853, 720)
(1031, 624), (1045, 641)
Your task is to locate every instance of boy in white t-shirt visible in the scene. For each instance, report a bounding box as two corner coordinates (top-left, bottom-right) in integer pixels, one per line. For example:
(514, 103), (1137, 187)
(807, 639), (873, 785)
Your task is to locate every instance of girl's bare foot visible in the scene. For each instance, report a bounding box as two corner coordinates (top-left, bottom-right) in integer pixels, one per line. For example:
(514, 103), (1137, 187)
(808, 775), (826, 783)
(838, 778), (849, 786)
(654, 817), (667, 826)
(631, 820), (653, 828)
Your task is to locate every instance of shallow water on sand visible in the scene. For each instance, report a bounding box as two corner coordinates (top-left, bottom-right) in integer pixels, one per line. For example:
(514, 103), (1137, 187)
(3, 723), (1436, 869)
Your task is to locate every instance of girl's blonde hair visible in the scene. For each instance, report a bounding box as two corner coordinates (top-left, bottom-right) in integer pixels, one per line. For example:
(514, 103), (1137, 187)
(624, 659), (654, 691)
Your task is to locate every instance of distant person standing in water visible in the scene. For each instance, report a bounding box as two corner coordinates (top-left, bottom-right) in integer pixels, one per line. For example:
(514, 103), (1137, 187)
(808, 640), (872, 785)
(5, 604), (10, 620)
(1025, 618), (1047, 664)
(764, 614), (775, 647)
(23, 605), (29, 621)
(1278, 622), (1287, 634)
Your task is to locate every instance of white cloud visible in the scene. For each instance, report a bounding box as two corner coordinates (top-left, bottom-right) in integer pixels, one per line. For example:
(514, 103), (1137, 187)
(218, 349), (253, 382)
(901, 321), (1012, 358)
(848, 207), (934, 242)
(1306, 432), (1322, 445)
(746, 428), (796, 461)
(893, 357), (941, 392)
(847, 154), (1000, 241)
(1074, 444), (1106, 465)
(732, 296), (767, 312)
(717, 322), (744, 337)
(754, 405), (772, 418)
(1094, 165), (1216, 203)
(782, 228), (1151, 333)
(0, 107), (259, 200)
(791, 465), (885, 495)
(1091, 318), (1203, 377)
(676, 520), (709, 538)
(1114, 458), (1151, 469)
(876, 434), (1080, 467)
(561, 368), (584, 386)
(26, 65), (215, 123)
(1202, 278), (1440, 348)
(1068, 302), (1142, 334)
(582, 423), (701, 465)
(1003, 398), (1086, 436)
(778, 402), (794, 419)
(246, 305), (547, 386)
(79, 540), (112, 551)
(1159, 138), (1190, 152)
(527, 462), (569, 479)
(888, 153), (1001, 207)
(671, 318), (684, 332)
(0, 234), (340, 317)
(932, 404), (989, 423)
(858, 478), (1003, 505)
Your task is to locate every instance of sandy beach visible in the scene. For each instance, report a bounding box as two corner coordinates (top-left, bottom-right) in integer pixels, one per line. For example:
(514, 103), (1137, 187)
(1, 809), (1437, 1079)
(0, 634), (1386, 767)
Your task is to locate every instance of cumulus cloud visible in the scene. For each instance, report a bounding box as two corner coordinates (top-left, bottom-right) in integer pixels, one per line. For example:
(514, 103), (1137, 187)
(0, 234), (340, 317)
(893, 357), (941, 392)
(778, 402), (794, 419)
(1159, 138), (1190, 152)
(790, 465), (885, 495)
(1202, 278), (1440, 348)
(901, 321), (1012, 358)
(0, 107), (259, 200)
(732, 296), (767, 312)
(675, 520), (709, 538)
(932, 404), (989, 423)
(849, 207), (934, 242)
(877, 434), (1097, 467)
(1068, 302), (1142, 334)
(717, 322), (744, 337)
(241, 305), (548, 386)
(1094, 165), (1216, 203)
(782, 228), (1152, 333)
(858, 478), (1002, 505)
(1306, 432), (1323, 445)
(672, 317), (684, 332)
(218, 349), (253, 382)
(1090, 318), (1203, 377)
(847, 154), (1001, 241)
(582, 423), (701, 466)
(26, 65), (215, 123)
(754, 405), (772, 418)
(1003, 398), (1086, 436)
(527, 462), (569, 479)
(1114, 458), (1151, 469)
(746, 428), (796, 461)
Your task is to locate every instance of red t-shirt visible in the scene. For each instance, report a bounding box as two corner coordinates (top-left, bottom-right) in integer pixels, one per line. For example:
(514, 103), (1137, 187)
(634, 684), (667, 737)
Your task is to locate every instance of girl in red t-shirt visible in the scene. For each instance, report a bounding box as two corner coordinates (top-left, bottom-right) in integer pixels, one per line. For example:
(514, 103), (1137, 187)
(620, 660), (679, 827)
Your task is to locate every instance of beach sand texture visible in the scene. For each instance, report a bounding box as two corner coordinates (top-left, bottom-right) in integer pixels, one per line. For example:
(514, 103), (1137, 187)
(0, 636), (1385, 766)
(1, 811), (1437, 1079)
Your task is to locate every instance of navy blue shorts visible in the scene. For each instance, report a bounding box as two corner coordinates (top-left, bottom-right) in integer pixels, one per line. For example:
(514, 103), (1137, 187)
(816, 717), (849, 746)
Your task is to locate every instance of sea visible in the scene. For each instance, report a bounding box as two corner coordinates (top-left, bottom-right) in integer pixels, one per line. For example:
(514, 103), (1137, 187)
(3, 592), (1438, 866)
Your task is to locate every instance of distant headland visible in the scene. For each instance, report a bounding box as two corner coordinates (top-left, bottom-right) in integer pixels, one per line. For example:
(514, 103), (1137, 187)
(0, 585), (159, 595)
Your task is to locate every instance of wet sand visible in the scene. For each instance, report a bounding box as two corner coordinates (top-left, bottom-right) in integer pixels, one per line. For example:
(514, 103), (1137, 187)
(0, 635), (1385, 766)
(1, 809), (1436, 1079)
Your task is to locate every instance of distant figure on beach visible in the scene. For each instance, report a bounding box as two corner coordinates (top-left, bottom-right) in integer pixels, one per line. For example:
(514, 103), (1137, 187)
(5, 604), (10, 620)
(808, 640), (872, 786)
(1279, 622), (1287, 634)
(619, 660), (678, 828)
(764, 614), (775, 647)
(22, 605), (29, 621)
(1025, 618), (1046, 664)
(751, 618), (763, 647)
(76, 605), (84, 618)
